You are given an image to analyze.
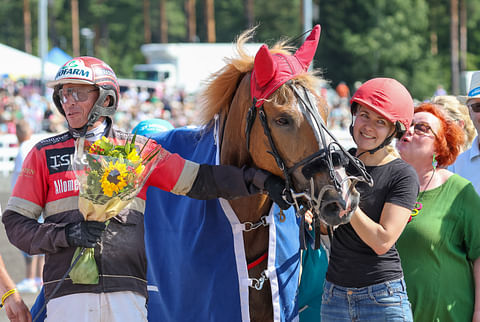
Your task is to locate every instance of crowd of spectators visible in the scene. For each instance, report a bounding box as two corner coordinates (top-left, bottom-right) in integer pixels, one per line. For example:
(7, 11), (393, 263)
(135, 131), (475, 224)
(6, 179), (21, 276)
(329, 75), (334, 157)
(0, 76), (199, 137)
(0, 75), (365, 140)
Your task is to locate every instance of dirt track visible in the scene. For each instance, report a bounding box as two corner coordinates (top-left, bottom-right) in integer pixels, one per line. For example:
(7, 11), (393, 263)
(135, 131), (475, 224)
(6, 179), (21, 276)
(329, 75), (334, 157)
(0, 175), (40, 322)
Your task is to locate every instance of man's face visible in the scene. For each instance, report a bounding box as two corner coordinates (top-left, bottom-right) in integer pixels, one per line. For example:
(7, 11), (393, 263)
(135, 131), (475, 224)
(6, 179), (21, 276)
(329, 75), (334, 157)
(60, 84), (99, 129)
(467, 97), (480, 136)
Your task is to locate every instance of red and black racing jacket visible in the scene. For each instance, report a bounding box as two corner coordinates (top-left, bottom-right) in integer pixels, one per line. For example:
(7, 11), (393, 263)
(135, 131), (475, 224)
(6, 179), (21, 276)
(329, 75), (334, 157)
(2, 125), (267, 300)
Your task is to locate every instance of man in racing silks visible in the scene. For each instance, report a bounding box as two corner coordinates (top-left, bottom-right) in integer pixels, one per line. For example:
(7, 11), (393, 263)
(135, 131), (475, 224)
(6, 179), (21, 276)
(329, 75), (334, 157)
(3, 56), (288, 322)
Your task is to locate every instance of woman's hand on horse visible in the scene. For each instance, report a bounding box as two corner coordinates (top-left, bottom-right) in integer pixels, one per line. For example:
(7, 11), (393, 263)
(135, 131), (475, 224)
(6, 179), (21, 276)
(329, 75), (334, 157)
(263, 174), (292, 210)
(305, 210), (313, 231)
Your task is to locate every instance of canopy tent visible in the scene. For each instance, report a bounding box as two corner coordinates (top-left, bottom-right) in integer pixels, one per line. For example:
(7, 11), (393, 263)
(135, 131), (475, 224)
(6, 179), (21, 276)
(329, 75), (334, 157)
(47, 47), (72, 66)
(0, 43), (61, 80)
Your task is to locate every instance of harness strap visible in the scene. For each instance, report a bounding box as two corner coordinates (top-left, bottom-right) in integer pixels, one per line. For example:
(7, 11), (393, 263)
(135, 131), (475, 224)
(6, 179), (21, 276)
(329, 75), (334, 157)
(258, 105), (292, 190)
(298, 207), (309, 250)
(245, 101), (257, 151)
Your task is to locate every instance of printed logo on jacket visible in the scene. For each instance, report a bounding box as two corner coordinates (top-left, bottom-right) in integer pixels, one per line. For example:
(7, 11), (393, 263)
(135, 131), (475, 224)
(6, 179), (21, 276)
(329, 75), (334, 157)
(46, 147), (75, 174)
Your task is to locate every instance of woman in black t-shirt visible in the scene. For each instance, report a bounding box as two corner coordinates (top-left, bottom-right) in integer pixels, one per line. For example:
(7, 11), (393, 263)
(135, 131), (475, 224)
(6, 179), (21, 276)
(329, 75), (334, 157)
(321, 78), (419, 321)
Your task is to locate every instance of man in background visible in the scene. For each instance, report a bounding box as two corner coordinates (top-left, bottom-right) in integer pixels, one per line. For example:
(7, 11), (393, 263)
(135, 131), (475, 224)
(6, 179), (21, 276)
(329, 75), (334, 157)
(450, 71), (480, 194)
(11, 120), (44, 294)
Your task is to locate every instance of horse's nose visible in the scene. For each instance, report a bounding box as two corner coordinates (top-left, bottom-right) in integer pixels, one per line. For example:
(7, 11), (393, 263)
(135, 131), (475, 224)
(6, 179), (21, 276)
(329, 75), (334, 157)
(321, 198), (345, 214)
(318, 188), (358, 226)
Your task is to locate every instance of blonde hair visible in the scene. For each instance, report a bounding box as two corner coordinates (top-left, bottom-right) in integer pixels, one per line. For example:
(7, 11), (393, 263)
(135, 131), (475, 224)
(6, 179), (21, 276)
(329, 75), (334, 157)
(431, 95), (476, 152)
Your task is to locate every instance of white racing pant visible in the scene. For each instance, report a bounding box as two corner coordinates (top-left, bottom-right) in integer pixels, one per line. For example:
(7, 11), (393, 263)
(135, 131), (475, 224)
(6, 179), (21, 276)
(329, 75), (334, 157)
(45, 291), (147, 322)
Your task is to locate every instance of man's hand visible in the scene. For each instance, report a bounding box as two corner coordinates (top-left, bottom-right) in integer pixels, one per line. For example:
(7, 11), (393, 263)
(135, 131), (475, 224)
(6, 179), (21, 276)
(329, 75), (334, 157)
(65, 221), (106, 248)
(263, 175), (292, 210)
(4, 292), (32, 322)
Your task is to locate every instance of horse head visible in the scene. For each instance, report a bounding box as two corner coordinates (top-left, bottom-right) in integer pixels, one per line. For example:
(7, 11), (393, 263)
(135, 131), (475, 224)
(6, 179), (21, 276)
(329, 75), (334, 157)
(245, 25), (371, 227)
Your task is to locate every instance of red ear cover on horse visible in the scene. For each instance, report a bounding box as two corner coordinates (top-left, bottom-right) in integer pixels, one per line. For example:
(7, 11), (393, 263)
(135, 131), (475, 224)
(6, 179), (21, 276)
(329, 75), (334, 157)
(254, 45), (276, 88)
(251, 25), (321, 107)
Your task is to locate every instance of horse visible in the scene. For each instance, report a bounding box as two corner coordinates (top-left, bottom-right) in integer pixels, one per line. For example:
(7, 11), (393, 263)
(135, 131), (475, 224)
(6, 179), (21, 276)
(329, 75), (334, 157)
(183, 25), (371, 321)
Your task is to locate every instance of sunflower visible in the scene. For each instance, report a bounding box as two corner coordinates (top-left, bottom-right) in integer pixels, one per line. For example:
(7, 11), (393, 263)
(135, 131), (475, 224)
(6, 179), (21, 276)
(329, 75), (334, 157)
(100, 161), (128, 197)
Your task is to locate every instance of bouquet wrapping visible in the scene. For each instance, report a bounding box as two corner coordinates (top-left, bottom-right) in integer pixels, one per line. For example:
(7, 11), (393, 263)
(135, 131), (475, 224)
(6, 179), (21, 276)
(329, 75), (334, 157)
(70, 134), (162, 284)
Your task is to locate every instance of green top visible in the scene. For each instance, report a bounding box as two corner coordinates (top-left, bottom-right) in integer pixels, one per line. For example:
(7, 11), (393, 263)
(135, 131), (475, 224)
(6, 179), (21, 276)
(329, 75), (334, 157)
(397, 174), (480, 322)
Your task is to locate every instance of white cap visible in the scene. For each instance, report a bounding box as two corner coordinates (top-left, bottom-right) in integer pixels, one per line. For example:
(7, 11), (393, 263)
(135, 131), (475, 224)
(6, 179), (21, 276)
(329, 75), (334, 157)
(466, 71), (480, 102)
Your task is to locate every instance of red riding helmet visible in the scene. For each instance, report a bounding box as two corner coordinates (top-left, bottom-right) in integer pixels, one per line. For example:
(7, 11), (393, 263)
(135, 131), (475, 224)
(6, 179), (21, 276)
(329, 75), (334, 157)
(47, 56), (120, 129)
(350, 78), (414, 139)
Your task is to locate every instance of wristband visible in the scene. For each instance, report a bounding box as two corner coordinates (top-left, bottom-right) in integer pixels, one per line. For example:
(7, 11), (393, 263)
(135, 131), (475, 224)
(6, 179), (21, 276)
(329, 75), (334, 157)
(0, 288), (17, 309)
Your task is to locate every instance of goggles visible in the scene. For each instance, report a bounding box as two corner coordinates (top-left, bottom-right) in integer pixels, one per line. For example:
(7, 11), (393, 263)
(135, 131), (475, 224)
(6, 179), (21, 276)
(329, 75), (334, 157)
(59, 87), (98, 103)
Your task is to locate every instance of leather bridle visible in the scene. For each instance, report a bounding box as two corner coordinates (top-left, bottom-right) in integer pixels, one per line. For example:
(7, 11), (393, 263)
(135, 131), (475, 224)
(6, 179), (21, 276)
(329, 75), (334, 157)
(245, 82), (373, 220)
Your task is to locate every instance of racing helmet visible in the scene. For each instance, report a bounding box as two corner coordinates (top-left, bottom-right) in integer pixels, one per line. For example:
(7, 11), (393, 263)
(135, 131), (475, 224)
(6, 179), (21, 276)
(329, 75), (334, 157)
(350, 78), (414, 140)
(47, 56), (120, 129)
(132, 119), (174, 138)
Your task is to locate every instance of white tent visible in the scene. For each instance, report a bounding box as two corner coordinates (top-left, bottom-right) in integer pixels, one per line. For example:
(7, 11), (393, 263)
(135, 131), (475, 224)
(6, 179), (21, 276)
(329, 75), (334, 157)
(0, 43), (60, 80)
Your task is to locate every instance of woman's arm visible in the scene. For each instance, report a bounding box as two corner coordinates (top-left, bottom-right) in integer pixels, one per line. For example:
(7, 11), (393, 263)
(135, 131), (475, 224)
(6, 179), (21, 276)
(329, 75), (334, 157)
(349, 203), (411, 255)
(0, 255), (32, 322)
(473, 257), (480, 322)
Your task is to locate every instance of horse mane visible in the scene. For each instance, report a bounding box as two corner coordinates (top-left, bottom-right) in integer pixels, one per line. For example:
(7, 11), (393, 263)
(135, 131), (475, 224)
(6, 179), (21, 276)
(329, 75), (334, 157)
(197, 28), (326, 126)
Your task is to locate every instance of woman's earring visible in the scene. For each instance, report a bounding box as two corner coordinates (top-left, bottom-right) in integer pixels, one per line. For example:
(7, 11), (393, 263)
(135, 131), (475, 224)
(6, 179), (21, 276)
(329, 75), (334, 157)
(432, 153), (438, 170)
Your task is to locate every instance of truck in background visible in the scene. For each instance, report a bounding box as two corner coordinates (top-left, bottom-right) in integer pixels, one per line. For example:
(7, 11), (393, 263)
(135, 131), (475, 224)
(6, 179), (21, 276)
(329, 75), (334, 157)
(133, 42), (262, 94)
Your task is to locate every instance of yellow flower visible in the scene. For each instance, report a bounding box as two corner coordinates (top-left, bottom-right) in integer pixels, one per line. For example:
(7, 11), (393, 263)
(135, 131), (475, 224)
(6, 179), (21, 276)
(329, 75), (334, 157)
(127, 150), (140, 163)
(100, 161), (128, 197)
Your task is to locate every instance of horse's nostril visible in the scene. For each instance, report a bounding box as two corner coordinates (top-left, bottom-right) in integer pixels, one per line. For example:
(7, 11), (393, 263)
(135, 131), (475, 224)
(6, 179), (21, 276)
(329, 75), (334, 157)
(322, 201), (340, 214)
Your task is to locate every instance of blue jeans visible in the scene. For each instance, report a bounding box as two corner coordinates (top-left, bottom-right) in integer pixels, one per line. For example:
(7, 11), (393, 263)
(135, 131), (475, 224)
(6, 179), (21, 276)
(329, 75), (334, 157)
(321, 278), (413, 321)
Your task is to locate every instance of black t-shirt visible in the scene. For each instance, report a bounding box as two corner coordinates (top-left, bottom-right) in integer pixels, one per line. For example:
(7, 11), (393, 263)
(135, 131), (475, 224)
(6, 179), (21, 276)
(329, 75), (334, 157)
(326, 157), (419, 288)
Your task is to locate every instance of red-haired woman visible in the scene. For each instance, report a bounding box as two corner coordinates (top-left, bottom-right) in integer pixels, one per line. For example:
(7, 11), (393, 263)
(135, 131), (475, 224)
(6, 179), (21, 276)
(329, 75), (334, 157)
(396, 103), (480, 322)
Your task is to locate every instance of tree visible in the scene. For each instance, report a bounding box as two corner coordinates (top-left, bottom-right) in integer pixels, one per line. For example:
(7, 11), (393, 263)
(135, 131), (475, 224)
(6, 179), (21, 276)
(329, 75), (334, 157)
(159, 0), (168, 43)
(204, 0), (215, 43)
(245, 0), (254, 29)
(186, 0), (196, 42)
(2, 0), (480, 90)
(450, 0), (459, 94)
(71, 0), (79, 56)
(317, 0), (444, 100)
(144, 0), (152, 44)
(23, 0), (32, 54)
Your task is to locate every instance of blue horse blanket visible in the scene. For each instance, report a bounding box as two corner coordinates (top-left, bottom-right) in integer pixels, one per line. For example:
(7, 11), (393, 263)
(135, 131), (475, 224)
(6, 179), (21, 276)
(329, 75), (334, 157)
(145, 125), (301, 322)
(30, 125), (301, 322)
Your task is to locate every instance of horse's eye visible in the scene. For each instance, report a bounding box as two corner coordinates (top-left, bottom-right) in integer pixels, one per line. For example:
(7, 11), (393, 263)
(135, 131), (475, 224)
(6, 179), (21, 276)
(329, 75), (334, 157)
(275, 117), (290, 126)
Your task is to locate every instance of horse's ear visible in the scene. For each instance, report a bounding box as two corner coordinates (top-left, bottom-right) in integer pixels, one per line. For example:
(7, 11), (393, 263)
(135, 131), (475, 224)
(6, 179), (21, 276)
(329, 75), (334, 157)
(294, 25), (321, 71)
(253, 45), (276, 87)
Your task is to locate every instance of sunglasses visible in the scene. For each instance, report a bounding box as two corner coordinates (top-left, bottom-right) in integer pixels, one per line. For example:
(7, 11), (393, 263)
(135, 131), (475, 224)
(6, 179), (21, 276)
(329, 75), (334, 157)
(468, 102), (480, 113)
(59, 87), (98, 103)
(410, 122), (437, 138)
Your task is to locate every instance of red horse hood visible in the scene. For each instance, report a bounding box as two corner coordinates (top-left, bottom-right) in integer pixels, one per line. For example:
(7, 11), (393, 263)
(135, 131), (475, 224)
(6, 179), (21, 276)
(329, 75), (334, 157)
(250, 25), (321, 107)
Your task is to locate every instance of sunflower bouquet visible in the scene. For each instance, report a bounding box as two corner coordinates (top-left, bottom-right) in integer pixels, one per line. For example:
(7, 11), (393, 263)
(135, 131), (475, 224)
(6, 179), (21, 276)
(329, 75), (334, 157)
(69, 134), (162, 284)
